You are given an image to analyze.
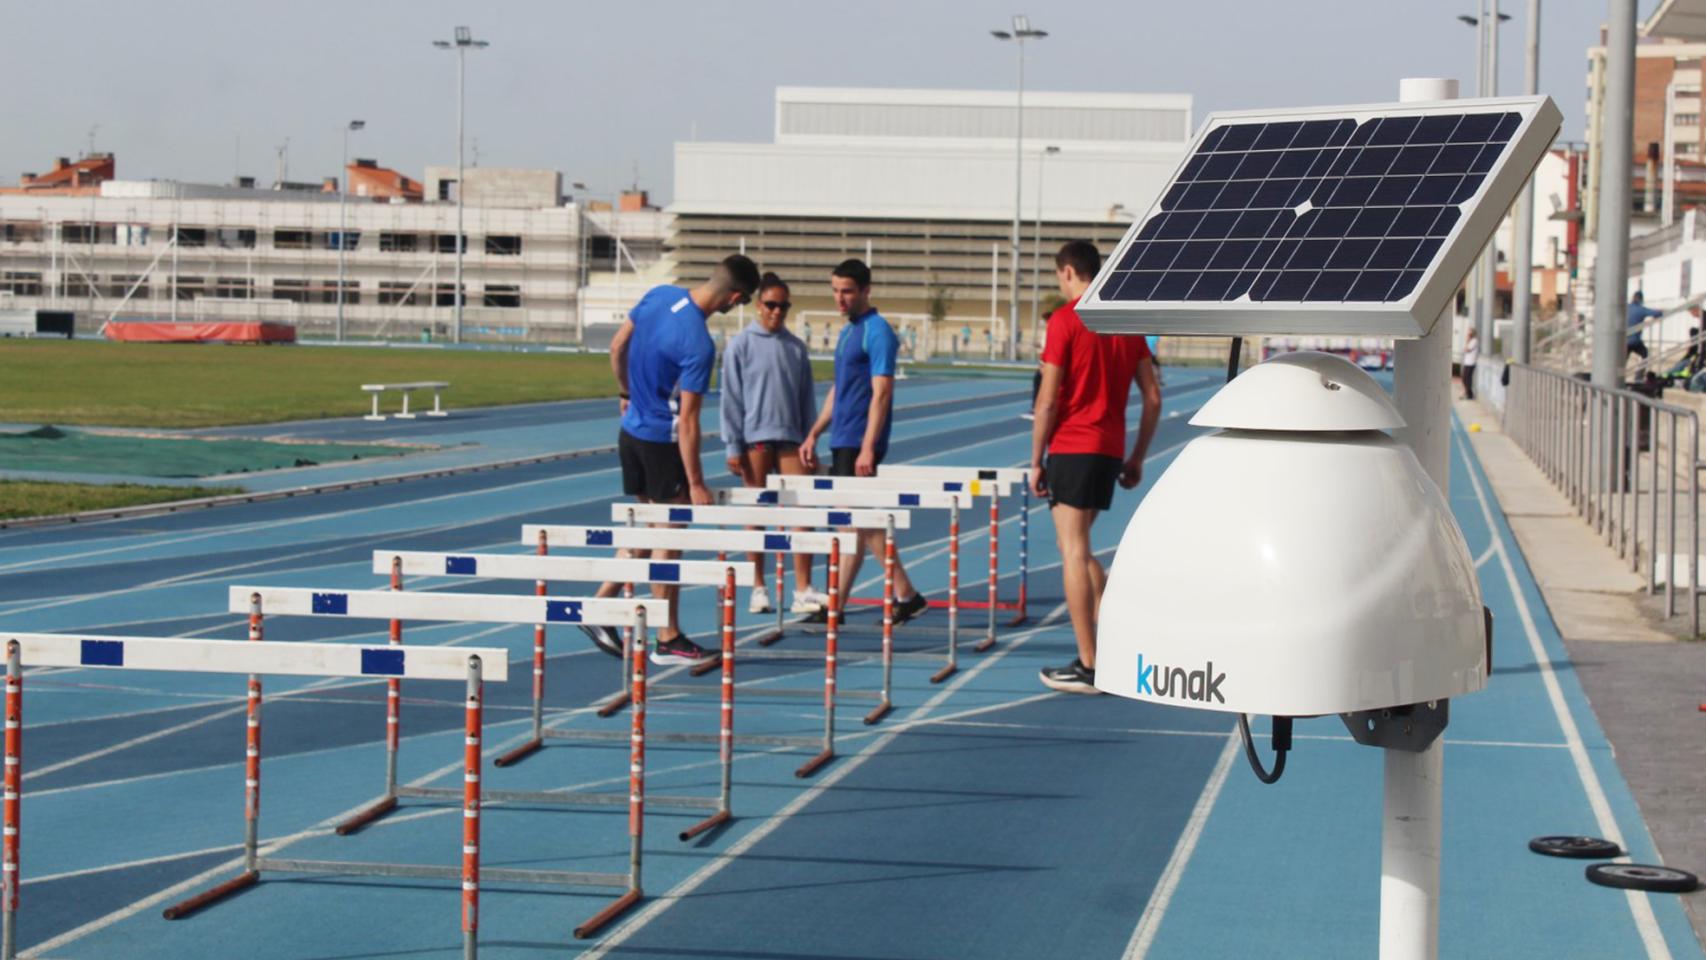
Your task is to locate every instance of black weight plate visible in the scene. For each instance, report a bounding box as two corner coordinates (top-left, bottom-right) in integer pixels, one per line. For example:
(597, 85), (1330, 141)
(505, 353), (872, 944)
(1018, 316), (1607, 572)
(1531, 836), (1621, 859)
(1585, 863), (1700, 894)
(1529, 836), (1623, 859)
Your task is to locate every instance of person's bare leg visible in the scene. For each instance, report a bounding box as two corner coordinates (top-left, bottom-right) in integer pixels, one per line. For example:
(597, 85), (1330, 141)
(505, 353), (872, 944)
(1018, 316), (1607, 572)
(1053, 503), (1098, 668)
(776, 447), (815, 591)
(595, 492), (653, 599)
(838, 531), (865, 606)
(652, 545), (682, 640)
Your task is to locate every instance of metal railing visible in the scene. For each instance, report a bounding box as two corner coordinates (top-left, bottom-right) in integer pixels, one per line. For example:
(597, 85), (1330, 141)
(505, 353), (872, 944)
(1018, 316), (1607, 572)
(1504, 362), (1702, 635)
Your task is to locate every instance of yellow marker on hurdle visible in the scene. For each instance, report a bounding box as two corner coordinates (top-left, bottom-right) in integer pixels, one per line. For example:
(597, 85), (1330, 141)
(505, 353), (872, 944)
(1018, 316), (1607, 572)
(1468, 423), (1482, 433)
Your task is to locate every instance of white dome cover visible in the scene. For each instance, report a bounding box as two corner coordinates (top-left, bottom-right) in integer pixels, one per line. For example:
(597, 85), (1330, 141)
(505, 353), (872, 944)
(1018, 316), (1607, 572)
(1192, 351), (1405, 432)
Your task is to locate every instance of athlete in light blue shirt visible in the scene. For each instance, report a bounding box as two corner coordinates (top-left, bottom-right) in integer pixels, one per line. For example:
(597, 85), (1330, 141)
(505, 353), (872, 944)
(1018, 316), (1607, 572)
(590, 254), (759, 666)
(801, 259), (927, 620)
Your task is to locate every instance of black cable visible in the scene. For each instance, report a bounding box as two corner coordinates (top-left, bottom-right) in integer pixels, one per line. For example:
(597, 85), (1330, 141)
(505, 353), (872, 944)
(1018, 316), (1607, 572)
(1238, 714), (1293, 784)
(1226, 336), (1243, 383)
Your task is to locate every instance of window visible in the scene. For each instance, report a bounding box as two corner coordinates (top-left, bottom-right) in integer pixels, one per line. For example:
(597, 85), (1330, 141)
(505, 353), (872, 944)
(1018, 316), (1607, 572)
(1, 272), (42, 296)
(328, 280), (359, 305)
(216, 277), (255, 299)
(2, 223), (43, 243)
(378, 282), (419, 305)
(271, 279), (309, 303)
(434, 283), (464, 307)
(61, 223), (99, 244)
(325, 231), (360, 251)
(1676, 113), (1700, 127)
(64, 275), (94, 297)
(174, 276), (208, 300)
(1681, 142), (1699, 156)
(485, 235), (522, 256)
(215, 228), (256, 249)
(438, 179), (458, 202)
(105, 275), (146, 299)
(172, 227), (207, 248)
(483, 284), (521, 308)
(435, 233), (467, 254)
(274, 229), (311, 250)
(380, 232), (420, 252)
(589, 236), (616, 259)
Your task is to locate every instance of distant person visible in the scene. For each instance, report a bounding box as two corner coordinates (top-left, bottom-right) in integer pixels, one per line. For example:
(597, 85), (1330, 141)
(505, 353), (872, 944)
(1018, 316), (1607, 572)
(1668, 308), (1701, 382)
(1031, 240), (1161, 694)
(801, 258), (927, 622)
(581, 253), (760, 664)
(1461, 325), (1479, 401)
(1627, 290), (1663, 361)
(1025, 320), (1049, 421)
(721, 272), (829, 616)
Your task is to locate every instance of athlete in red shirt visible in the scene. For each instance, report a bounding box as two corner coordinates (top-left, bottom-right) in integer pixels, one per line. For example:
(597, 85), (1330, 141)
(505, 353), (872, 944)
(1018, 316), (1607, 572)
(1030, 240), (1162, 693)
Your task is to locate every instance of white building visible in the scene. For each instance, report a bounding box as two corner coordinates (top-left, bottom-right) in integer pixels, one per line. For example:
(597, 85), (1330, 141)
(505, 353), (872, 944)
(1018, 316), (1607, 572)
(671, 86), (1193, 350)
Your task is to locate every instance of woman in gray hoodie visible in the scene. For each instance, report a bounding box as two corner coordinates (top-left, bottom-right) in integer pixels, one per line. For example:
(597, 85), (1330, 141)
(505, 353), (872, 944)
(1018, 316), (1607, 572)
(721, 273), (827, 614)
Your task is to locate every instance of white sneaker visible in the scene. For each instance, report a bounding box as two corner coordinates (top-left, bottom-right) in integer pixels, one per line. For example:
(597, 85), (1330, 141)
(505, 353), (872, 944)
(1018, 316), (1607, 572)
(749, 585), (774, 615)
(791, 589), (829, 614)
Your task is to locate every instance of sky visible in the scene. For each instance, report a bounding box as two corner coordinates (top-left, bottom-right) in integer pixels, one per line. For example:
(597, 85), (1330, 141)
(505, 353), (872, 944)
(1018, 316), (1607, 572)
(0, 0), (1663, 204)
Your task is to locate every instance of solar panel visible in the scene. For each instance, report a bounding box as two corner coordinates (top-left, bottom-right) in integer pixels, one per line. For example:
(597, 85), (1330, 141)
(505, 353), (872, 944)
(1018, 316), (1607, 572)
(1077, 96), (1562, 337)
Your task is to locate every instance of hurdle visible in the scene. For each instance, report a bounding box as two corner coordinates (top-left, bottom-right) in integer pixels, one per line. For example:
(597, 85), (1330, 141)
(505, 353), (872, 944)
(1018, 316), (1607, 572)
(718, 485), (994, 658)
(368, 550), (754, 766)
(0, 632), (512, 959)
(206, 585), (731, 852)
(878, 464), (1035, 627)
(764, 475), (1011, 653)
(526, 524), (890, 772)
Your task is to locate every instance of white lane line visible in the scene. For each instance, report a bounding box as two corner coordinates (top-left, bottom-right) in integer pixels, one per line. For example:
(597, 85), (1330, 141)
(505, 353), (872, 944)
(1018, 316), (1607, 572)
(1453, 425), (1672, 960)
(22, 704), (249, 782)
(1473, 542), (1497, 569)
(21, 842), (243, 887)
(579, 601), (1071, 960)
(1123, 730), (1241, 960)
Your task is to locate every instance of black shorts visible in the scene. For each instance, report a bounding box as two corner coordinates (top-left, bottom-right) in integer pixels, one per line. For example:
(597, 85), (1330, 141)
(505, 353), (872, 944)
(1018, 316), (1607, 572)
(618, 430), (687, 502)
(750, 440), (800, 455)
(1046, 453), (1121, 511)
(830, 447), (882, 477)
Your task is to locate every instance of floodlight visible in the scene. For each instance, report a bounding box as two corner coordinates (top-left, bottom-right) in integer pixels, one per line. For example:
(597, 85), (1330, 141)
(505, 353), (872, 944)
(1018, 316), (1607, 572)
(1094, 352), (1487, 718)
(455, 25), (471, 43)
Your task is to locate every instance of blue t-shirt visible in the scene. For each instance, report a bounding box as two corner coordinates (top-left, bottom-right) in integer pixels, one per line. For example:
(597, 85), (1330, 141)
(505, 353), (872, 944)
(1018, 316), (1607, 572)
(829, 309), (899, 455)
(619, 285), (715, 444)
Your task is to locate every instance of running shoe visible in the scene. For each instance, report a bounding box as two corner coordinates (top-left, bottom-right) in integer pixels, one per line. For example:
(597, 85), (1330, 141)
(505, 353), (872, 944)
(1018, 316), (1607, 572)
(1039, 659), (1102, 694)
(749, 584), (774, 615)
(579, 624), (624, 659)
(651, 633), (716, 665)
(791, 589), (829, 614)
(892, 592), (929, 624)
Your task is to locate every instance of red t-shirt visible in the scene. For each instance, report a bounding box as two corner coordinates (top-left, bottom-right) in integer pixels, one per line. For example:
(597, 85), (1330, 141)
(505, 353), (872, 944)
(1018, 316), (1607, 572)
(1042, 298), (1151, 458)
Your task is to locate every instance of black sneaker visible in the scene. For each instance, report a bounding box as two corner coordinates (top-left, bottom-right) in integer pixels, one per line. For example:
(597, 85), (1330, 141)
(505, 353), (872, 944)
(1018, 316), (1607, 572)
(579, 624), (624, 659)
(1039, 659), (1102, 695)
(651, 633), (716, 665)
(892, 592), (929, 624)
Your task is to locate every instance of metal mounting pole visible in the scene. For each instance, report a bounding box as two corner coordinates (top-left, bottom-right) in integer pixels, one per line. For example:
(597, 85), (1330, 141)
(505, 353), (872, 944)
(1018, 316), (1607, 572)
(1510, 0), (1540, 363)
(1594, 0), (1638, 389)
(1385, 73), (1456, 960)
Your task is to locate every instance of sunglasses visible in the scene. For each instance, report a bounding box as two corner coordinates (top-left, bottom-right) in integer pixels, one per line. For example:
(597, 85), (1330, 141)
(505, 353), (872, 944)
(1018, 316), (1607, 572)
(760, 300), (792, 312)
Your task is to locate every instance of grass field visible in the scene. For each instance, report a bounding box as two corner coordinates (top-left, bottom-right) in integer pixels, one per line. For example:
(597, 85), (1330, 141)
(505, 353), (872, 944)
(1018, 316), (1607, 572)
(0, 341), (634, 428)
(0, 479), (238, 520)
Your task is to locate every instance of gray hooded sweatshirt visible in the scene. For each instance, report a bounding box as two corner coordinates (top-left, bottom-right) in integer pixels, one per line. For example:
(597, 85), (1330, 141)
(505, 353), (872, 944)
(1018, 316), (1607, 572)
(719, 321), (816, 452)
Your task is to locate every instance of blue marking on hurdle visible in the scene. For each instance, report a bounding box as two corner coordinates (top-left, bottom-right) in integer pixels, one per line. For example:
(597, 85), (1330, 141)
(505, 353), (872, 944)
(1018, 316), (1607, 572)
(900, 493), (921, 506)
(669, 508), (693, 523)
(586, 528), (614, 546)
(829, 511), (852, 526)
(360, 648), (405, 676)
(814, 478), (832, 490)
(79, 639), (124, 667)
(312, 592), (350, 615)
(944, 482), (963, 491)
(764, 533), (792, 551)
(649, 562), (681, 582)
(546, 600), (585, 623)
(445, 556), (478, 575)
(758, 490), (779, 505)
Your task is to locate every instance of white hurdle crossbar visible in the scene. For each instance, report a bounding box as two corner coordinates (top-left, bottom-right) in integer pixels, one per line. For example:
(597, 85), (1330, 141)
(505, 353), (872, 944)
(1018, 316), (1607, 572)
(879, 464), (1035, 627)
(185, 586), (664, 940)
(0, 633), (506, 958)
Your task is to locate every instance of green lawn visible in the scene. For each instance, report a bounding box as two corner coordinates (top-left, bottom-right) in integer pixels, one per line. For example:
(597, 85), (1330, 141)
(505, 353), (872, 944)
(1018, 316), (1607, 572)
(0, 341), (629, 428)
(0, 479), (240, 520)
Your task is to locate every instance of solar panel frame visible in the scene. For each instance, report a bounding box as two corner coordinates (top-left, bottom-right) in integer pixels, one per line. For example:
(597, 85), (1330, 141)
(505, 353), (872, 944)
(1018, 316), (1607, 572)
(1076, 95), (1562, 338)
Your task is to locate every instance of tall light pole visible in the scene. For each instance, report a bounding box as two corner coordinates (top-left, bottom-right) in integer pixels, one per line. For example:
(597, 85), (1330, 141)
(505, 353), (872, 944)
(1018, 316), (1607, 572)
(1594, 0), (1638, 388)
(1030, 145), (1060, 354)
(1510, 0), (1540, 363)
(337, 119), (365, 343)
(1458, 7), (1510, 351)
(993, 15), (1046, 362)
(434, 26), (488, 345)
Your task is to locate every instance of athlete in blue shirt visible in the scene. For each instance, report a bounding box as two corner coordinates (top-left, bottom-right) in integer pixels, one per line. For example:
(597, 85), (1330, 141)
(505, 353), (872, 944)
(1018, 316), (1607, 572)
(801, 259), (927, 621)
(583, 254), (760, 665)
